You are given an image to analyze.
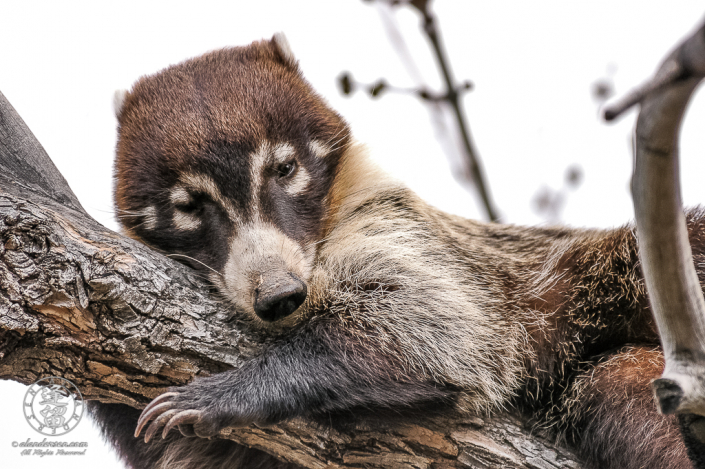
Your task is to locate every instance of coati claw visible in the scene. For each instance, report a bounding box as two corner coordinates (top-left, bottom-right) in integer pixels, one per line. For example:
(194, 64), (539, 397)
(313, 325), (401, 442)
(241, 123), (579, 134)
(135, 400), (177, 439)
(139, 392), (179, 419)
(136, 391), (217, 442)
(163, 410), (204, 439)
(145, 409), (180, 442)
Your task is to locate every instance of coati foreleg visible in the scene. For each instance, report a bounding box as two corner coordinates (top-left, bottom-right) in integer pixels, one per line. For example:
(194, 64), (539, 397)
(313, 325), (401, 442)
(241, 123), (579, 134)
(135, 322), (455, 440)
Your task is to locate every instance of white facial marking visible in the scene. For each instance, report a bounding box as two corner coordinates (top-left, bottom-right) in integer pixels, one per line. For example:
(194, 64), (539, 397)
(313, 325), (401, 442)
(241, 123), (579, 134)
(172, 211), (201, 231)
(250, 142), (269, 192)
(309, 140), (330, 158)
(169, 186), (192, 205)
(179, 173), (236, 219)
(141, 206), (158, 231)
(285, 166), (310, 196)
(273, 142), (296, 164)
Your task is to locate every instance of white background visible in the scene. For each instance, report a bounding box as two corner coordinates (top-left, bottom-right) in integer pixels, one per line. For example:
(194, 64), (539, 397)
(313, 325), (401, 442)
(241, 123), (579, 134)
(1, 1), (704, 468)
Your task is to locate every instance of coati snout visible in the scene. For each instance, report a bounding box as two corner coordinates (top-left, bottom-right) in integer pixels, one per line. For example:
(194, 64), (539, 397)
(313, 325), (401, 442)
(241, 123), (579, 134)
(254, 271), (307, 322)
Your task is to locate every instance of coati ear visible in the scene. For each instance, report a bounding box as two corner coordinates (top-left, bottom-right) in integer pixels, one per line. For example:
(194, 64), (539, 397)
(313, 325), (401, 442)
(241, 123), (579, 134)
(271, 33), (298, 70)
(113, 89), (129, 118)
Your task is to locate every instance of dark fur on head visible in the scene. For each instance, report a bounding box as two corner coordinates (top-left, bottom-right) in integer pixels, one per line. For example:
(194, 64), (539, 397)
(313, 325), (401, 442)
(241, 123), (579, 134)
(91, 35), (705, 469)
(115, 37), (347, 269)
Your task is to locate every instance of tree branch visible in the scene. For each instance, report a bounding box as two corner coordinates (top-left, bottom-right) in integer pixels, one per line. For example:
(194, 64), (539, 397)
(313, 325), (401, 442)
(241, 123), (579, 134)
(605, 21), (705, 417)
(342, 0), (500, 222)
(410, 0), (500, 222)
(0, 91), (581, 467)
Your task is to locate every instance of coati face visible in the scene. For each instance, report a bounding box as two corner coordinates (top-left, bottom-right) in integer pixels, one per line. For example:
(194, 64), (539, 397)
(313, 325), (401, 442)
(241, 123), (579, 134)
(114, 35), (350, 324)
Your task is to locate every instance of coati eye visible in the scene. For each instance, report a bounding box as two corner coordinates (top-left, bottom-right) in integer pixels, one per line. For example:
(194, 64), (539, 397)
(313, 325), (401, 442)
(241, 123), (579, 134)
(170, 187), (203, 215)
(174, 200), (200, 214)
(170, 187), (204, 232)
(276, 161), (297, 179)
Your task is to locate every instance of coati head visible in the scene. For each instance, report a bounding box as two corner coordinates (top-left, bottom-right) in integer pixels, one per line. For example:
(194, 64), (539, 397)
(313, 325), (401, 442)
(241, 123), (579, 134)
(114, 34), (351, 324)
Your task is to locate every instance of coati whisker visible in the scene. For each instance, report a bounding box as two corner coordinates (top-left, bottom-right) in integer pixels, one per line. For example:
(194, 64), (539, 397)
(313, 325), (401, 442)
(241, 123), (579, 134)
(321, 123), (349, 149)
(327, 138), (352, 155)
(164, 254), (223, 278)
(325, 131), (352, 154)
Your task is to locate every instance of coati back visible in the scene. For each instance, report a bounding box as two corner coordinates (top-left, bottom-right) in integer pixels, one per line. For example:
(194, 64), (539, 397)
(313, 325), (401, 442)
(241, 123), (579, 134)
(91, 35), (705, 469)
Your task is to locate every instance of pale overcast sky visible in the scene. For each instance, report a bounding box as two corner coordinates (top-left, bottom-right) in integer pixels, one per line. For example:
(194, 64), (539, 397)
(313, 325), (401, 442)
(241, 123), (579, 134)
(1, 2), (704, 468)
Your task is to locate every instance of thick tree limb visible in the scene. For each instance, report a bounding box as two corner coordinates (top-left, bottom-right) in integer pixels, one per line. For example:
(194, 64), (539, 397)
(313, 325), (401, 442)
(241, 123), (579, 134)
(0, 93), (582, 467)
(605, 22), (705, 417)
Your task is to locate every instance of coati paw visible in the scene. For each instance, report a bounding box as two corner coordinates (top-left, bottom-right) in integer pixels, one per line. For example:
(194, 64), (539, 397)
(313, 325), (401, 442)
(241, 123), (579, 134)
(135, 390), (224, 442)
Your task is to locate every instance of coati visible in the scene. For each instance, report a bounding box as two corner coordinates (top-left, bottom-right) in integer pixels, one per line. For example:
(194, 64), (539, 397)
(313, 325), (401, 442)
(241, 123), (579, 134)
(90, 34), (705, 469)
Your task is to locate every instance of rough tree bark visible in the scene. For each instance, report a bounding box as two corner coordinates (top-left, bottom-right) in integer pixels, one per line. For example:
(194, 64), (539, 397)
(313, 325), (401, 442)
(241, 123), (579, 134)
(0, 90), (582, 468)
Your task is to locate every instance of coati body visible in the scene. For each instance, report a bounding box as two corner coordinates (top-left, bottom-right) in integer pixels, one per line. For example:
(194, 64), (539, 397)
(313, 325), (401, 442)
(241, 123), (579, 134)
(91, 35), (705, 469)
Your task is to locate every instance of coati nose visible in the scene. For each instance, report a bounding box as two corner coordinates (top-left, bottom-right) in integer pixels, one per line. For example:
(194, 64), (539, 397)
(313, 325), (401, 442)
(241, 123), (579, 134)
(254, 273), (307, 322)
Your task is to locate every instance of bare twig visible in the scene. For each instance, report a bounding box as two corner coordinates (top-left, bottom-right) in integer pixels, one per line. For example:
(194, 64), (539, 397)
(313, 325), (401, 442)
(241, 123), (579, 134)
(603, 60), (683, 121)
(345, 0), (499, 221)
(409, 0), (499, 221)
(338, 72), (472, 102)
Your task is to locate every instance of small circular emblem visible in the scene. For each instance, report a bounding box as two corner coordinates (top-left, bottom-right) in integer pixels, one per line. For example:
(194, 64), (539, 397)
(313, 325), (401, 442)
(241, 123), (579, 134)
(23, 376), (84, 436)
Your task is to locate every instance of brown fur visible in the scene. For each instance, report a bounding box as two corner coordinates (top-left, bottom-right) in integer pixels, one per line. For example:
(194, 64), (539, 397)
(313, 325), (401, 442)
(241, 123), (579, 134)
(560, 347), (690, 468)
(114, 40), (349, 246)
(96, 36), (705, 469)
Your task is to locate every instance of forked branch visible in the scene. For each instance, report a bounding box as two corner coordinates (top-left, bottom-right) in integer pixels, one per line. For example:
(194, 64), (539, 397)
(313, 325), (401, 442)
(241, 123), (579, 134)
(605, 21), (705, 417)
